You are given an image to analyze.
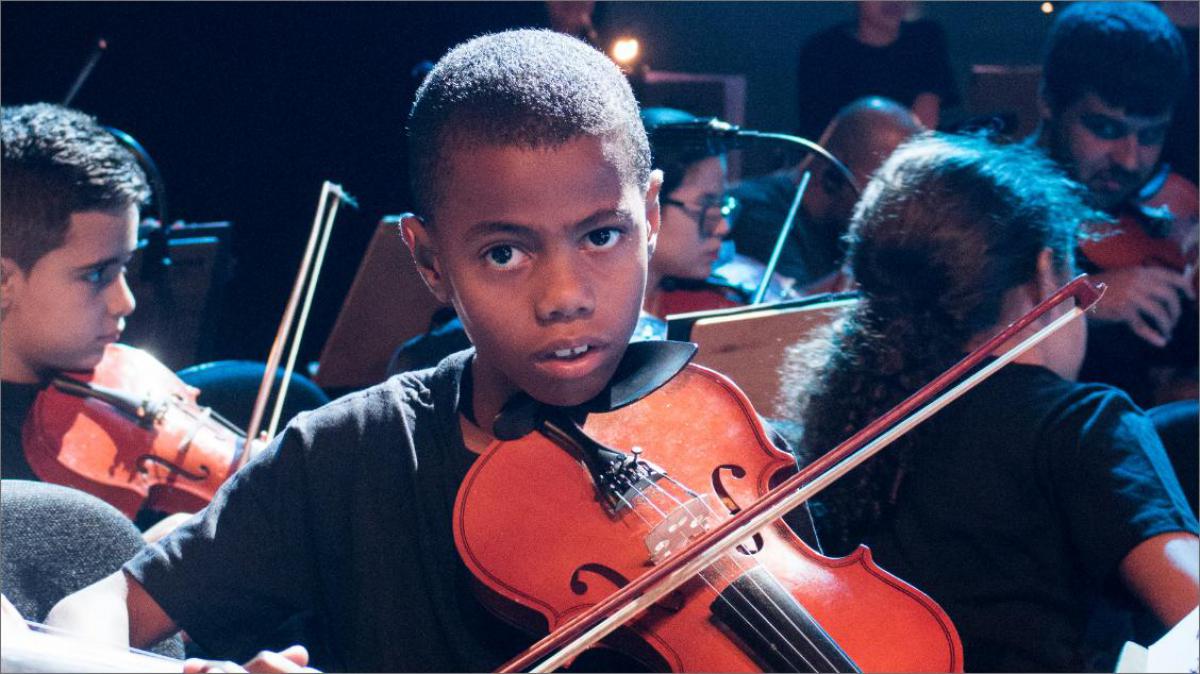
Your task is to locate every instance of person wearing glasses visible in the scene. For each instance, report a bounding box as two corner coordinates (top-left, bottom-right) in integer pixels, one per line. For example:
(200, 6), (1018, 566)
(638, 108), (742, 323)
(728, 97), (923, 296)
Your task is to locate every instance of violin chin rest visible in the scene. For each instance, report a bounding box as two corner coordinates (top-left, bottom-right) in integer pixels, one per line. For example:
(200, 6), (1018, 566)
(490, 340), (698, 441)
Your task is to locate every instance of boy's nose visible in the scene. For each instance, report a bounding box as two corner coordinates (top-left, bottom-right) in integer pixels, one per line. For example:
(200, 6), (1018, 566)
(1109, 134), (1139, 172)
(108, 272), (136, 318)
(535, 254), (595, 323)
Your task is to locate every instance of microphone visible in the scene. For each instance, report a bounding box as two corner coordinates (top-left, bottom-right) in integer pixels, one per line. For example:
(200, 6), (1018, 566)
(646, 118), (755, 154)
(647, 118), (858, 194)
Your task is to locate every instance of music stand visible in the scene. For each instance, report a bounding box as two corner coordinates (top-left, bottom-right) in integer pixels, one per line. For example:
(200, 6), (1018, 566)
(314, 216), (445, 390)
(667, 293), (858, 417)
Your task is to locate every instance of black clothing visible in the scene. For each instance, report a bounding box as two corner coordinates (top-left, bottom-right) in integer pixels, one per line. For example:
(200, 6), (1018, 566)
(1076, 241), (1199, 409)
(728, 172), (842, 286)
(126, 350), (819, 671)
(814, 364), (1196, 672)
(795, 20), (959, 138)
(2, 381), (43, 481)
(127, 350), (524, 671)
(1162, 25), (1198, 185)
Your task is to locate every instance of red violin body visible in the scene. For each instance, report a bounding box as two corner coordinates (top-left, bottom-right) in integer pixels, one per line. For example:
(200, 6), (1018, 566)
(1081, 171), (1199, 273)
(23, 343), (244, 518)
(454, 363), (962, 672)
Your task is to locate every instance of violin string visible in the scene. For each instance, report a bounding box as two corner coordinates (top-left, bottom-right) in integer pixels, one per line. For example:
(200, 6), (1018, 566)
(172, 397), (245, 437)
(643, 470), (841, 673)
(651, 474), (841, 673)
(621, 479), (817, 672)
(622, 479), (819, 673)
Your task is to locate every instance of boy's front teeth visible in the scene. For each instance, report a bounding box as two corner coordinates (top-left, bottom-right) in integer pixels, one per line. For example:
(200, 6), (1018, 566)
(554, 345), (589, 358)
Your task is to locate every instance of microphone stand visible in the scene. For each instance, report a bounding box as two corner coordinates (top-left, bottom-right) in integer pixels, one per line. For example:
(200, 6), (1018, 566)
(738, 131), (859, 306)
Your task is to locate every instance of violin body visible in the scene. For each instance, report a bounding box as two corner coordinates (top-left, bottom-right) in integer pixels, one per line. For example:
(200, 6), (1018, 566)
(454, 364), (962, 672)
(1081, 170), (1199, 273)
(23, 343), (243, 518)
(654, 254), (804, 318)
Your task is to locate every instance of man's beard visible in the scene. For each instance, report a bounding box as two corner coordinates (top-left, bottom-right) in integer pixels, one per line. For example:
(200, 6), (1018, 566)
(1045, 123), (1141, 213)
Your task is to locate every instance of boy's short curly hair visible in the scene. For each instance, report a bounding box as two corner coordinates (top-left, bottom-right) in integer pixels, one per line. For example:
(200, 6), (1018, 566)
(407, 29), (650, 220)
(1042, 2), (1187, 116)
(2, 103), (150, 271)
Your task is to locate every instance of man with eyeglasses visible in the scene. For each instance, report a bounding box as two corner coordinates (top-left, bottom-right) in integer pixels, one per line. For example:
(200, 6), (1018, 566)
(727, 96), (922, 295)
(1035, 2), (1197, 408)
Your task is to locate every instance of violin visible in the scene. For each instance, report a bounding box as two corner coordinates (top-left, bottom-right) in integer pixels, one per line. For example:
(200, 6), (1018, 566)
(22, 343), (248, 519)
(1080, 167), (1199, 274)
(457, 276), (1102, 673)
(455, 354), (963, 672)
(18, 182), (357, 519)
(653, 253), (804, 318)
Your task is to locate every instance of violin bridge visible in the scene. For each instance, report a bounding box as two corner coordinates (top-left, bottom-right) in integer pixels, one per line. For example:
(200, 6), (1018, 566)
(644, 495), (717, 565)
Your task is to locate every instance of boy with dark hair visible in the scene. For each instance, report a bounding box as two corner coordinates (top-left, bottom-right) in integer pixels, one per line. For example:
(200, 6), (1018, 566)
(1036, 2), (1197, 401)
(31, 29), (667, 672)
(1, 103), (148, 478)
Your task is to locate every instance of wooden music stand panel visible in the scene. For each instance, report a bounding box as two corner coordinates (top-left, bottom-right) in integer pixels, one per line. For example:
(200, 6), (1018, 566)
(314, 216), (445, 390)
(668, 295), (857, 418)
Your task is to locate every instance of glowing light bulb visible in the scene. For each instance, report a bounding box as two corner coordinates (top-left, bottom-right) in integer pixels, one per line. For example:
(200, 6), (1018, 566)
(1041, 2), (1054, 14)
(611, 37), (640, 65)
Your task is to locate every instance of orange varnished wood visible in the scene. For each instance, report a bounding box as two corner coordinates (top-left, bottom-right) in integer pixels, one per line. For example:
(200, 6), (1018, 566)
(23, 343), (241, 517)
(454, 363), (963, 672)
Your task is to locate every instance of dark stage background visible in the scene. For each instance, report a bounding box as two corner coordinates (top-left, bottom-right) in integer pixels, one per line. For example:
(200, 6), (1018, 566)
(1, 2), (1054, 370)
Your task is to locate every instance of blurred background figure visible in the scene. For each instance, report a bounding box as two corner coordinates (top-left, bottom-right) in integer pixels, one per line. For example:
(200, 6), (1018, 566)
(639, 107), (737, 323)
(1034, 1), (1196, 407)
(729, 97), (924, 295)
(795, 1), (958, 137)
(544, 1), (601, 46)
(1158, 0), (1198, 185)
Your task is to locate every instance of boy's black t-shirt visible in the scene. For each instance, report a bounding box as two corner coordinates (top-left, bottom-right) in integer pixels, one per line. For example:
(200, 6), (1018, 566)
(126, 350), (528, 671)
(835, 363), (1197, 673)
(2, 381), (44, 481)
(125, 349), (819, 671)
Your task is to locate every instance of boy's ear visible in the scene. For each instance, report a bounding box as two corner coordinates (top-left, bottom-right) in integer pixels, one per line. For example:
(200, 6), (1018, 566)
(644, 169), (663, 257)
(398, 214), (452, 304)
(1031, 248), (1059, 305)
(0, 257), (23, 312)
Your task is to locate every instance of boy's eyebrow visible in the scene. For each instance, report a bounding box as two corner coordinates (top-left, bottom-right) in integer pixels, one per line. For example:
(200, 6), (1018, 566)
(463, 208), (636, 241)
(73, 252), (132, 272)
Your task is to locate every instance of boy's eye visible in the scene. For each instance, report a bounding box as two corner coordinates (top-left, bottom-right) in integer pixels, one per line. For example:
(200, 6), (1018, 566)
(585, 227), (622, 250)
(1080, 115), (1128, 141)
(484, 244), (527, 269)
(82, 265), (122, 287)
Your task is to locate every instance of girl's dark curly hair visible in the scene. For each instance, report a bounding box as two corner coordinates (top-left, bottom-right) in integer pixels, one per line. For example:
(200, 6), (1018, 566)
(783, 133), (1102, 554)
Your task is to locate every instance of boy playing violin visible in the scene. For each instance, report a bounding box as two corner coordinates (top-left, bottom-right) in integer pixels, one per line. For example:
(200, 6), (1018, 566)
(1, 103), (146, 478)
(30, 29), (776, 672)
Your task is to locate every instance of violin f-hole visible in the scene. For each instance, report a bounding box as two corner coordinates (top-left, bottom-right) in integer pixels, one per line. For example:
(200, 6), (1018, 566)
(570, 564), (685, 613)
(711, 465), (763, 555)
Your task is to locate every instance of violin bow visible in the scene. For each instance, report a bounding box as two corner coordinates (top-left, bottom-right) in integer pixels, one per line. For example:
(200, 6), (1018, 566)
(242, 181), (358, 466)
(501, 275), (1104, 673)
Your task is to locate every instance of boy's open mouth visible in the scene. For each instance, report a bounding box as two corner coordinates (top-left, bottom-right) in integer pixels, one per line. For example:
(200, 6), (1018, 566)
(552, 344), (590, 359)
(534, 340), (611, 379)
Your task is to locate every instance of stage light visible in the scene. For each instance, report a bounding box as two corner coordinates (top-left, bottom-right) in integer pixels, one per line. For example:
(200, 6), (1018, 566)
(611, 37), (639, 66)
(1041, 2), (1054, 14)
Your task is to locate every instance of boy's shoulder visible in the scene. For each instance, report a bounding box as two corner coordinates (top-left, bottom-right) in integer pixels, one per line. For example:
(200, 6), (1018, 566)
(283, 349), (473, 454)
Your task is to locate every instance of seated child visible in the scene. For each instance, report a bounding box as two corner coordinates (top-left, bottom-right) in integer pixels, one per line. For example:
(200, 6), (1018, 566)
(32, 30), (815, 672)
(784, 133), (1198, 672)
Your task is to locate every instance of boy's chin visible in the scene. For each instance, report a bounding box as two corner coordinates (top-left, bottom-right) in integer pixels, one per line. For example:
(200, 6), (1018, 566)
(53, 350), (107, 375)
